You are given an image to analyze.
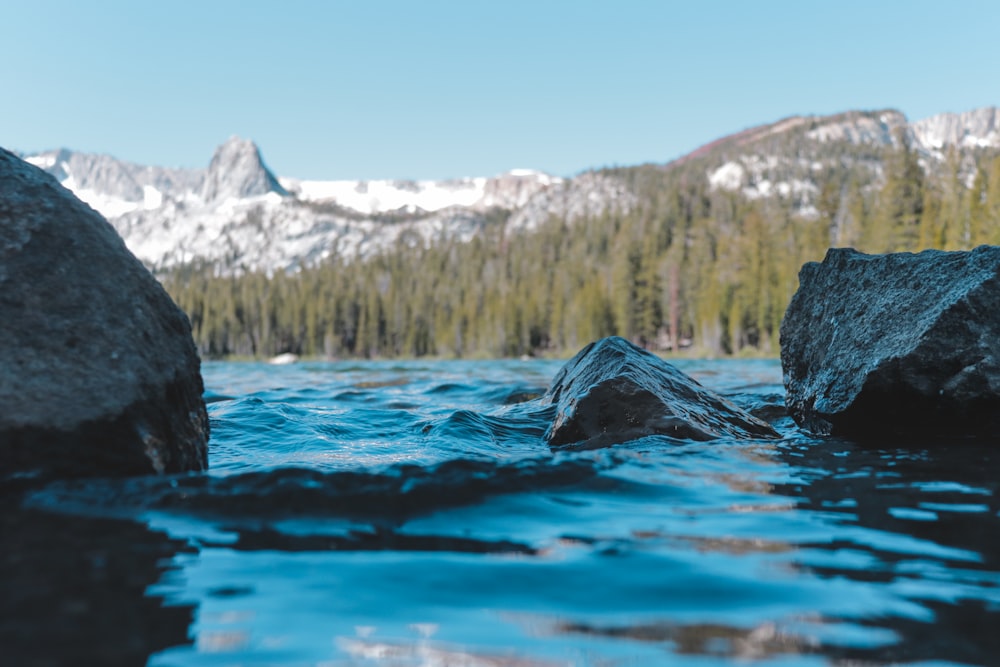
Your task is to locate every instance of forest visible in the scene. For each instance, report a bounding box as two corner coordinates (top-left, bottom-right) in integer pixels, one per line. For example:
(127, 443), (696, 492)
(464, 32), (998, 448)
(160, 135), (1000, 360)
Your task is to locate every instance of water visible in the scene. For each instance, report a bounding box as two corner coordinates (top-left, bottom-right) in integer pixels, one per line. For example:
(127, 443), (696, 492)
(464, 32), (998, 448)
(11, 358), (1000, 666)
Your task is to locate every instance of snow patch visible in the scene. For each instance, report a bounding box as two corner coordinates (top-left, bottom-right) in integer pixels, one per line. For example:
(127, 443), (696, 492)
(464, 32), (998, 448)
(806, 112), (906, 146)
(506, 169), (560, 185)
(71, 187), (141, 218)
(25, 154), (56, 169)
(291, 178), (486, 214)
(142, 185), (163, 210)
(708, 161), (745, 191)
(286, 170), (559, 215)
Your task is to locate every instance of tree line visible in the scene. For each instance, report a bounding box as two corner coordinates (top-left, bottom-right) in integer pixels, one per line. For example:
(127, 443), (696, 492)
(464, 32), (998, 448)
(160, 139), (1000, 359)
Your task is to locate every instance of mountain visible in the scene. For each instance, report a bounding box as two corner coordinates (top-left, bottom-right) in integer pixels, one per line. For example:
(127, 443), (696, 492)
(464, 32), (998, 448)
(16, 106), (1000, 274)
(200, 136), (288, 203)
(664, 107), (998, 221)
(22, 148), (203, 217)
(20, 137), (633, 273)
(21, 106), (993, 360)
(911, 107), (1000, 154)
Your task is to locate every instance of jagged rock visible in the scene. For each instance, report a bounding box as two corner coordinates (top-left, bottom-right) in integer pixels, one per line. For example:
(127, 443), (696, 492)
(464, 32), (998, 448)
(200, 135), (287, 203)
(911, 107), (1000, 151)
(0, 148), (209, 479)
(543, 337), (778, 448)
(780, 246), (1000, 438)
(25, 148), (204, 205)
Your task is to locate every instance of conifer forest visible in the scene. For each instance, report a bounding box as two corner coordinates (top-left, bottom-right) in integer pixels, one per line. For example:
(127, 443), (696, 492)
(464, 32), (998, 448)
(161, 136), (1000, 360)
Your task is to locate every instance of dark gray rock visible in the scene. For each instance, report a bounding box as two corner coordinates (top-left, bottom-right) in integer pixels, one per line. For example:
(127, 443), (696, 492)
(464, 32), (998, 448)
(780, 246), (1000, 438)
(0, 148), (209, 479)
(543, 337), (779, 448)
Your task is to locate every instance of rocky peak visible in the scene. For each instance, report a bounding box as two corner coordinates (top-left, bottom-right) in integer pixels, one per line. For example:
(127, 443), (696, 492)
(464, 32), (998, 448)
(200, 136), (288, 203)
(478, 170), (560, 210)
(804, 109), (910, 147)
(910, 107), (1000, 151)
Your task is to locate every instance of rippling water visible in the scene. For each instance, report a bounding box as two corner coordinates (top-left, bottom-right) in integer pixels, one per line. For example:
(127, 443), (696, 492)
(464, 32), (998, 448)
(16, 359), (1000, 665)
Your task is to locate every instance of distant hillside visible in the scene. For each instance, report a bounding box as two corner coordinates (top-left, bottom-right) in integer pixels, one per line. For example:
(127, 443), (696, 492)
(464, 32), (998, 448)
(664, 107), (998, 219)
(18, 107), (999, 276)
(15, 106), (1000, 358)
(21, 137), (631, 273)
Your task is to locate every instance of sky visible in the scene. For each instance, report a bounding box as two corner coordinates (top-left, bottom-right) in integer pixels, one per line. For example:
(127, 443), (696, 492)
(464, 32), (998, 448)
(2, 0), (998, 181)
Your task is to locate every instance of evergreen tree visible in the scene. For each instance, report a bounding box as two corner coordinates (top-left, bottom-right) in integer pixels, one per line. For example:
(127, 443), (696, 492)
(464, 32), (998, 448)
(870, 129), (924, 252)
(158, 140), (1000, 361)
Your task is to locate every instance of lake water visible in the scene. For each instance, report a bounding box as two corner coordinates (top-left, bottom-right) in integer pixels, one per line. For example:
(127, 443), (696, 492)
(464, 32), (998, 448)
(12, 358), (1000, 666)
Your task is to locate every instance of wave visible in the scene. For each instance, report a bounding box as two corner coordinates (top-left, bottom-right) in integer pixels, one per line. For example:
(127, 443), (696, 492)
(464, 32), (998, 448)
(25, 454), (613, 523)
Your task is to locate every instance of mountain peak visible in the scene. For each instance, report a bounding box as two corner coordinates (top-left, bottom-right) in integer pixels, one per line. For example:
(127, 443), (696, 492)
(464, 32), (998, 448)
(911, 107), (1000, 151)
(201, 136), (288, 203)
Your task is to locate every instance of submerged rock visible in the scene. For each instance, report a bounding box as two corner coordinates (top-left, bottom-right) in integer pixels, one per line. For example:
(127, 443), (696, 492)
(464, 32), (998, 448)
(780, 246), (1000, 438)
(0, 148), (209, 479)
(543, 337), (778, 448)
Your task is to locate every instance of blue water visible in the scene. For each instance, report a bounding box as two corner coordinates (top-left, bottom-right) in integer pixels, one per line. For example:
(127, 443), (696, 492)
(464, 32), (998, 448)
(25, 359), (1000, 665)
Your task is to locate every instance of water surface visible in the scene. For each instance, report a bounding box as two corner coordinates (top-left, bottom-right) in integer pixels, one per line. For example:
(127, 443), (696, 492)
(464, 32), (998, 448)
(17, 359), (1000, 665)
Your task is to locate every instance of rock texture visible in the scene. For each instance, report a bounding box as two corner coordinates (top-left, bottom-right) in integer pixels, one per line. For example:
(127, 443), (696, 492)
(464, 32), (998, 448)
(0, 148), (209, 479)
(200, 135), (288, 203)
(910, 106), (1000, 151)
(780, 246), (1000, 438)
(543, 337), (778, 448)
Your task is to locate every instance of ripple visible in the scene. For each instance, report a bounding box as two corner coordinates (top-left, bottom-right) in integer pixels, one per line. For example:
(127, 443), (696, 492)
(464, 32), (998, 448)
(27, 455), (612, 522)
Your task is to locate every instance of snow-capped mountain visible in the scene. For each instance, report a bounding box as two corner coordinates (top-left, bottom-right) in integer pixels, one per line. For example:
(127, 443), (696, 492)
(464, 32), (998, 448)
(911, 107), (1000, 155)
(22, 148), (203, 218)
(200, 136), (288, 203)
(15, 106), (999, 273)
(697, 106), (1000, 216)
(20, 136), (632, 273)
(280, 168), (560, 215)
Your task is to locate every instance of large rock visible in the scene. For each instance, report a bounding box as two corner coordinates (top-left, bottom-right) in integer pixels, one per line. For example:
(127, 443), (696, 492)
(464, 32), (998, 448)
(780, 246), (1000, 438)
(0, 148), (209, 479)
(543, 337), (778, 448)
(200, 136), (287, 203)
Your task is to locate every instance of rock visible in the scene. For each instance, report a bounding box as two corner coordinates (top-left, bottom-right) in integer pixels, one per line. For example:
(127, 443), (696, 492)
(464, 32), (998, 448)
(780, 246), (1000, 438)
(0, 148), (209, 479)
(543, 337), (779, 448)
(200, 136), (287, 203)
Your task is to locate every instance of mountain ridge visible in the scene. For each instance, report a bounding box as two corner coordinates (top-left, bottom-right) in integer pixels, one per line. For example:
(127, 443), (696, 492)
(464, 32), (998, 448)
(16, 105), (999, 274)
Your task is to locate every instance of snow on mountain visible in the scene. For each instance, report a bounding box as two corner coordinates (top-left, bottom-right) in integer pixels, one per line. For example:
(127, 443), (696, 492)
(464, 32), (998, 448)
(802, 107), (1000, 153)
(17, 137), (619, 273)
(282, 177), (490, 214)
(22, 147), (204, 219)
(16, 106), (996, 272)
(280, 168), (559, 216)
(804, 110), (910, 146)
(701, 106), (1000, 216)
(911, 107), (1000, 154)
(111, 191), (502, 272)
(507, 171), (639, 232)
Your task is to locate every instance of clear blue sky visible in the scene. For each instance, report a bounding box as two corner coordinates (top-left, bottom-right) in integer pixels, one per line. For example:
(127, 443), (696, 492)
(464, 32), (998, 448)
(2, 0), (997, 180)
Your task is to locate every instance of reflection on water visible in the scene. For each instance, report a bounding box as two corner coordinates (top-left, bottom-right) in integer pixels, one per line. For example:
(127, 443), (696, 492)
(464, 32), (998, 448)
(7, 359), (1000, 666)
(0, 500), (195, 666)
(552, 618), (823, 661)
(339, 625), (568, 667)
(773, 438), (1000, 665)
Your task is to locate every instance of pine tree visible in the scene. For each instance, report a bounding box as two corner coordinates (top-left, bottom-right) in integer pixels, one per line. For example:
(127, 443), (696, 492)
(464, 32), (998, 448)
(870, 129), (924, 252)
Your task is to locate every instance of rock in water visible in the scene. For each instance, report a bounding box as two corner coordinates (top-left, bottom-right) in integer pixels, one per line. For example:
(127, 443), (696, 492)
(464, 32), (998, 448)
(0, 148), (209, 478)
(780, 246), (1000, 438)
(543, 337), (778, 448)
